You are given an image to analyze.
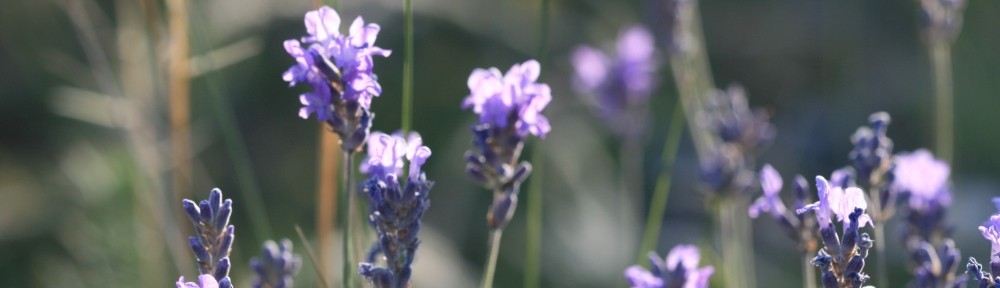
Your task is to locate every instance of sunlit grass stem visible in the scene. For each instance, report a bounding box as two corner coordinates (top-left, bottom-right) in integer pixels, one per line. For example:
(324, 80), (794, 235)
(930, 42), (954, 163)
(482, 227), (504, 288)
(316, 131), (339, 286)
(636, 102), (684, 264)
(167, 0), (192, 204)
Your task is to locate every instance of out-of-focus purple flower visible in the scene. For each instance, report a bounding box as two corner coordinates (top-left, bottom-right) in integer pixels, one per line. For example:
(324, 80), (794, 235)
(625, 245), (714, 288)
(251, 239), (302, 288)
(849, 112), (893, 186)
(893, 149), (951, 212)
(797, 176), (872, 229)
(182, 188), (235, 281)
(360, 131), (433, 288)
(980, 213), (1000, 257)
(176, 274), (232, 288)
(283, 6), (389, 152)
(749, 164), (786, 219)
(706, 84), (775, 154)
(571, 25), (657, 136)
(463, 60), (552, 138)
(920, 0), (967, 43)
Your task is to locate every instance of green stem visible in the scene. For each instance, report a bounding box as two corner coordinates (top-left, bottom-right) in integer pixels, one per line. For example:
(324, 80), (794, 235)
(524, 146), (543, 288)
(803, 251), (816, 288)
(869, 186), (888, 288)
(401, 0), (414, 134)
(930, 42), (953, 163)
(636, 102), (685, 264)
(482, 228), (504, 288)
(342, 151), (355, 288)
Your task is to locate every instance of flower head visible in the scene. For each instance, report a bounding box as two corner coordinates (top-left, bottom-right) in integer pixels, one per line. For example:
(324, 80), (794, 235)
(748, 164), (787, 218)
(463, 60), (552, 138)
(284, 6), (390, 115)
(181, 188), (235, 280)
(626, 245), (714, 288)
(980, 213), (1000, 257)
(849, 112), (893, 185)
(893, 149), (951, 211)
(360, 131), (434, 288)
(177, 275), (232, 288)
(251, 239), (302, 288)
(571, 25), (657, 136)
(797, 176), (872, 229)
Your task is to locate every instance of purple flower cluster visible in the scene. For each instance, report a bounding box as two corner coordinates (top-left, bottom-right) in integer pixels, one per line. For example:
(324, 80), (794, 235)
(967, 200), (1000, 287)
(894, 149), (951, 212)
(359, 132), (433, 288)
(180, 188), (235, 284)
(700, 84), (775, 193)
(849, 112), (893, 187)
(177, 274), (232, 288)
(571, 25), (657, 137)
(625, 245), (714, 288)
(797, 176), (874, 288)
(463, 60), (550, 230)
(919, 0), (967, 43)
(250, 239), (302, 288)
(283, 6), (390, 151)
(748, 165), (816, 248)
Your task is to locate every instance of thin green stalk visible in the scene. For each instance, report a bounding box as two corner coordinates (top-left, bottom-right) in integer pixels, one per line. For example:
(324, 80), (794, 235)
(401, 0), (414, 134)
(482, 228), (504, 288)
(188, 9), (273, 244)
(803, 251), (816, 288)
(636, 103), (685, 264)
(342, 151), (355, 288)
(295, 224), (332, 288)
(524, 1), (548, 286)
(524, 145), (543, 288)
(930, 42), (953, 163)
(869, 187), (888, 288)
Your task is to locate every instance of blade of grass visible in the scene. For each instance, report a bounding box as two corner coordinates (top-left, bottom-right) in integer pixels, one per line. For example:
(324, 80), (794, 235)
(635, 102), (684, 264)
(524, 0), (549, 287)
(296, 224), (332, 288)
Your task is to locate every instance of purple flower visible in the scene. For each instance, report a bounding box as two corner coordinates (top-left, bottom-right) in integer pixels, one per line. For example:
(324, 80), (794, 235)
(463, 60), (552, 138)
(749, 164), (787, 218)
(181, 188), (235, 280)
(625, 245), (714, 288)
(361, 132), (431, 182)
(797, 176), (872, 229)
(571, 25), (657, 135)
(251, 239), (302, 288)
(176, 274), (232, 288)
(980, 213), (1000, 257)
(284, 6), (390, 116)
(893, 149), (951, 211)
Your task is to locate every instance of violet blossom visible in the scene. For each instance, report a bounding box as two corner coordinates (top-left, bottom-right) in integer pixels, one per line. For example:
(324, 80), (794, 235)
(893, 149), (951, 212)
(625, 245), (714, 288)
(176, 275), (232, 288)
(250, 239), (302, 288)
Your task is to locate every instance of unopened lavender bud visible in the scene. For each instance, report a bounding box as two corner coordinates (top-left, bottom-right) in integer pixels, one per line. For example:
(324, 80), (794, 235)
(214, 257), (231, 280)
(182, 200), (201, 224)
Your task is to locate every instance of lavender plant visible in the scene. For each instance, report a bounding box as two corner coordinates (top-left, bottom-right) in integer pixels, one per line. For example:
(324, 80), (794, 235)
(571, 25), (657, 138)
(282, 6), (390, 151)
(358, 132), (433, 288)
(250, 239), (302, 288)
(894, 149), (965, 287)
(748, 165), (818, 254)
(463, 59), (551, 288)
(178, 188), (235, 288)
(966, 199), (1000, 288)
(625, 245), (714, 288)
(797, 176), (875, 288)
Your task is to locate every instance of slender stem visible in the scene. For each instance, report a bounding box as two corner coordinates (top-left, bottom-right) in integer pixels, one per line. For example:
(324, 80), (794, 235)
(316, 130), (339, 287)
(342, 151), (355, 288)
(166, 0), (191, 204)
(524, 145), (543, 288)
(482, 228), (504, 288)
(930, 42), (954, 163)
(802, 251), (816, 288)
(401, 0), (414, 134)
(718, 196), (754, 288)
(869, 186), (888, 288)
(636, 103), (685, 264)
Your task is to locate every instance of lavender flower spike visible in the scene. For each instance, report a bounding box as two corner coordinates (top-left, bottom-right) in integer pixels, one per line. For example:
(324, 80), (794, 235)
(251, 239), (302, 288)
(177, 275), (233, 288)
(283, 6), (390, 151)
(625, 245), (714, 288)
(797, 176), (872, 229)
(182, 188), (235, 281)
(464, 59), (551, 230)
(571, 25), (657, 137)
(893, 149), (951, 212)
(360, 131), (433, 288)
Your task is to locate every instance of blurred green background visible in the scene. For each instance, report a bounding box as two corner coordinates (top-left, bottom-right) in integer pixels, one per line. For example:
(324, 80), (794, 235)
(1, 0), (999, 287)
